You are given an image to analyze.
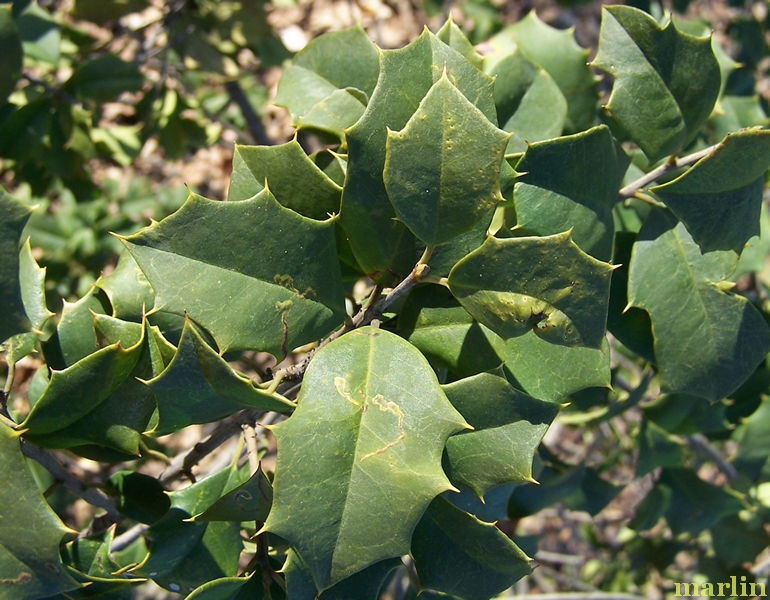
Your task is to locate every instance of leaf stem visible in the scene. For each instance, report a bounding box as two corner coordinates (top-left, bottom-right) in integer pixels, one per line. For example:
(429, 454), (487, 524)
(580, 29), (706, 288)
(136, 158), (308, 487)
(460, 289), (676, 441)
(617, 143), (717, 200)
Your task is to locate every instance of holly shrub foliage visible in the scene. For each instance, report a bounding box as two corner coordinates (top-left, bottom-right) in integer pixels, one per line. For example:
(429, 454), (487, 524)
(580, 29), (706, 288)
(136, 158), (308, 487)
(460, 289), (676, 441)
(2, 4), (770, 600)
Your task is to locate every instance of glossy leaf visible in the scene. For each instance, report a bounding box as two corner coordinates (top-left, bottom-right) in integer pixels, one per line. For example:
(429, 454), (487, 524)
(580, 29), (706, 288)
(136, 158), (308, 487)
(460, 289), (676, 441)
(489, 11), (598, 132)
(274, 26), (379, 136)
(340, 28), (496, 276)
(651, 128), (770, 253)
(0, 187), (33, 343)
(95, 250), (155, 321)
(227, 139), (342, 220)
(122, 190), (345, 355)
(513, 125), (630, 260)
(137, 465), (245, 592)
(185, 575), (265, 600)
(264, 327), (469, 589)
(0, 6), (22, 103)
(0, 426), (79, 598)
(443, 372), (559, 497)
(448, 232), (615, 348)
(502, 331), (611, 402)
(411, 496), (531, 600)
(398, 285), (505, 378)
(628, 209), (770, 399)
(283, 549), (399, 600)
(384, 74), (509, 245)
(592, 5), (720, 161)
(148, 319), (292, 435)
(61, 527), (140, 593)
(192, 465), (272, 524)
(484, 49), (567, 153)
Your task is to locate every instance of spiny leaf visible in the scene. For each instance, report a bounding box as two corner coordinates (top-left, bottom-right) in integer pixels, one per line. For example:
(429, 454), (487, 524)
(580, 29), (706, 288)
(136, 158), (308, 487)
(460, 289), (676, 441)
(651, 128), (770, 253)
(147, 318), (293, 435)
(398, 285), (505, 378)
(95, 249), (155, 321)
(502, 331), (611, 402)
(592, 5), (720, 161)
(192, 466), (273, 523)
(513, 125), (630, 260)
(283, 549), (400, 600)
(340, 27), (496, 277)
(436, 19), (483, 69)
(488, 11), (598, 132)
(628, 209), (770, 399)
(448, 232), (615, 348)
(443, 372), (558, 497)
(0, 425), (80, 599)
(483, 48), (567, 153)
(0, 186), (33, 344)
(264, 327), (469, 589)
(228, 139), (342, 220)
(185, 575), (265, 600)
(274, 26), (379, 137)
(384, 74), (509, 245)
(121, 190), (345, 355)
(136, 465), (245, 593)
(411, 496), (531, 600)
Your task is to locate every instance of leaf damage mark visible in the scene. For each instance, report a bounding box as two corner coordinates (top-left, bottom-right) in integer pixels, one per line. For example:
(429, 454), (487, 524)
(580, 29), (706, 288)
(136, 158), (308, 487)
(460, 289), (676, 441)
(0, 571), (32, 585)
(333, 377), (406, 460)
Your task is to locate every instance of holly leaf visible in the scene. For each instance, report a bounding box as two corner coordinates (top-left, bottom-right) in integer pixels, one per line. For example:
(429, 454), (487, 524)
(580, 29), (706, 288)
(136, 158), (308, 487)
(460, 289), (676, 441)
(340, 28), (496, 276)
(274, 26), (379, 137)
(227, 139), (342, 220)
(0, 187), (33, 344)
(488, 11), (598, 132)
(383, 74), (509, 245)
(436, 19), (483, 69)
(628, 209), (770, 399)
(483, 49), (567, 154)
(264, 327), (469, 589)
(592, 5), (720, 161)
(185, 575), (266, 600)
(147, 318), (293, 435)
(398, 285), (506, 378)
(65, 54), (143, 103)
(513, 125), (630, 260)
(283, 549), (400, 600)
(448, 232), (615, 348)
(0, 6), (22, 103)
(650, 128), (770, 253)
(411, 496), (531, 600)
(0, 426), (79, 599)
(443, 372), (559, 497)
(137, 465), (245, 593)
(95, 249), (155, 321)
(192, 465), (272, 524)
(121, 190), (345, 355)
(502, 331), (611, 402)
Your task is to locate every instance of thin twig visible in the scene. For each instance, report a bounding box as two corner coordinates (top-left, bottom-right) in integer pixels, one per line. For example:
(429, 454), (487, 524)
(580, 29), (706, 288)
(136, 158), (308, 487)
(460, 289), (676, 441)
(224, 80), (272, 145)
(20, 441), (119, 518)
(618, 144), (717, 200)
(22, 74), (83, 106)
(242, 424), (260, 476)
(111, 523), (149, 552)
(283, 259), (432, 379)
(685, 433), (738, 482)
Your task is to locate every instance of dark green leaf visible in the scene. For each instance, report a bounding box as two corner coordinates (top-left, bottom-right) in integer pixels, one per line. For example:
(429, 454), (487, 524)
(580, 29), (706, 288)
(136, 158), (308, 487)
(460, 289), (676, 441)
(398, 285), (505, 378)
(122, 190), (345, 355)
(635, 418), (685, 477)
(147, 319), (292, 435)
(733, 397), (770, 482)
(185, 575), (265, 600)
(651, 128), (770, 253)
(0, 187), (33, 343)
(0, 6), (22, 103)
(274, 26), (379, 136)
(628, 209), (770, 399)
(488, 12), (598, 132)
(66, 54), (143, 103)
(448, 232), (615, 347)
(0, 426), (79, 598)
(264, 327), (469, 589)
(15, 0), (60, 64)
(484, 49), (566, 153)
(384, 74), (508, 245)
(108, 471), (170, 524)
(95, 250), (155, 321)
(227, 140), (342, 220)
(513, 125), (630, 260)
(340, 28), (496, 276)
(192, 466), (272, 524)
(592, 5), (720, 161)
(443, 372), (558, 496)
(283, 549), (399, 600)
(411, 496), (531, 600)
